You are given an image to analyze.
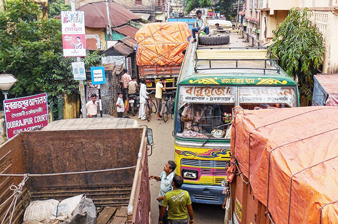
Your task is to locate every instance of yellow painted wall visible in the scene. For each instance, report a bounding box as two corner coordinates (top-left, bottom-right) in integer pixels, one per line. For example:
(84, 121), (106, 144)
(85, 27), (106, 50)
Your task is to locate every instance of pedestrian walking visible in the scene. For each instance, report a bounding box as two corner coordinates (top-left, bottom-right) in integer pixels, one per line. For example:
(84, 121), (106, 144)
(86, 93), (98, 118)
(150, 160), (177, 224)
(155, 76), (166, 120)
(120, 69), (131, 102)
(159, 175), (194, 224)
(116, 93), (125, 118)
(138, 78), (149, 120)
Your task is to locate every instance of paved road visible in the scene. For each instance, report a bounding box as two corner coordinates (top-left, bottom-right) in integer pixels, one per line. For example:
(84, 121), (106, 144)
(129, 111), (224, 224)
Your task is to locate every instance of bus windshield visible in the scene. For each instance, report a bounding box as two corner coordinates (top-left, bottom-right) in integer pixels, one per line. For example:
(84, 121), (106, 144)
(175, 86), (297, 139)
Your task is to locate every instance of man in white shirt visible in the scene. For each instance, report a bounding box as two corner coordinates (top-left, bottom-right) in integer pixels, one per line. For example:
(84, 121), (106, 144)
(155, 77), (166, 120)
(86, 93), (98, 118)
(138, 78), (149, 120)
(116, 93), (125, 118)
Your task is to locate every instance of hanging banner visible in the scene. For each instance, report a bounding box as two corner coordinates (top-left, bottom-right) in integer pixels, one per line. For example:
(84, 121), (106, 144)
(61, 11), (86, 57)
(4, 93), (49, 139)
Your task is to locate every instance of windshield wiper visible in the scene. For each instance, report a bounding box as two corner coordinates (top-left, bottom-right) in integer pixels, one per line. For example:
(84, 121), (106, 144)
(201, 123), (232, 147)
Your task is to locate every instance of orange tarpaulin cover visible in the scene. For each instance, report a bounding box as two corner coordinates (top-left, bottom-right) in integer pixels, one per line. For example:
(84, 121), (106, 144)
(135, 22), (191, 66)
(231, 106), (338, 224)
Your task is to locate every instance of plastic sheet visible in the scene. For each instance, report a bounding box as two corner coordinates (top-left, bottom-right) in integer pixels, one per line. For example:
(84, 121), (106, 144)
(135, 22), (191, 66)
(231, 106), (338, 224)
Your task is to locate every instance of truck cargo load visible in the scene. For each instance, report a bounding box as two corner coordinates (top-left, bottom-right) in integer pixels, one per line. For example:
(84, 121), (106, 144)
(135, 22), (191, 89)
(312, 74), (338, 106)
(230, 106), (338, 224)
(0, 118), (151, 224)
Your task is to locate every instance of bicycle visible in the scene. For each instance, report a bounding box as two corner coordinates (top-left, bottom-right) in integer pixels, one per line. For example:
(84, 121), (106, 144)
(145, 91), (157, 122)
(161, 90), (176, 122)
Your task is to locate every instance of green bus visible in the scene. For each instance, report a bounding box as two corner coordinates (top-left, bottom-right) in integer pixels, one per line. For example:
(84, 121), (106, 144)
(173, 33), (299, 205)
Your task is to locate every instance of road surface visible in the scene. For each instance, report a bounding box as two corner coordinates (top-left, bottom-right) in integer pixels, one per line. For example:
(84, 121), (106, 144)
(129, 111), (225, 224)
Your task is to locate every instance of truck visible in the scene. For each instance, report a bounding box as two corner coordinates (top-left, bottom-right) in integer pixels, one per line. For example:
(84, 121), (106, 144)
(135, 22), (191, 90)
(312, 74), (338, 106)
(228, 106), (338, 224)
(172, 32), (300, 205)
(0, 117), (153, 224)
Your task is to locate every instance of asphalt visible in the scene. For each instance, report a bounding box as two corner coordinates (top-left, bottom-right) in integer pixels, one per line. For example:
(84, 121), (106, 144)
(129, 110), (224, 224)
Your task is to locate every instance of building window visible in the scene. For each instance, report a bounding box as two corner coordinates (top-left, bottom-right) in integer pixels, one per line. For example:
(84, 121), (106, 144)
(136, 0), (142, 5)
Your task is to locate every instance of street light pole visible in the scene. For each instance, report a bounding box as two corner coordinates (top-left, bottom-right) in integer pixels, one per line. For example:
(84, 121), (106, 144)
(71, 0), (87, 118)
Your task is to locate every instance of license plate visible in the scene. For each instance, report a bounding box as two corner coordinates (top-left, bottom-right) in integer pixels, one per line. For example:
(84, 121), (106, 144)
(129, 100), (134, 103)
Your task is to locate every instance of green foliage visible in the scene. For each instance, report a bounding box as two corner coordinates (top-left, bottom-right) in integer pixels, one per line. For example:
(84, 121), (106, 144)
(269, 8), (325, 102)
(48, 0), (71, 18)
(0, 0), (102, 116)
(185, 0), (236, 19)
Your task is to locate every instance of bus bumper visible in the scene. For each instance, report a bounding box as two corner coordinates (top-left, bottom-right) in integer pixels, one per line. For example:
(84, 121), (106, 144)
(181, 184), (225, 205)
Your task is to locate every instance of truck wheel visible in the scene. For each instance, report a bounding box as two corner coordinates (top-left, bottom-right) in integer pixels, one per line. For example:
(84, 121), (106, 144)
(198, 35), (230, 45)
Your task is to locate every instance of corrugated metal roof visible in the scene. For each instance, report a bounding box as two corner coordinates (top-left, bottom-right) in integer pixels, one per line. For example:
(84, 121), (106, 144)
(78, 2), (141, 28)
(120, 36), (137, 48)
(114, 25), (139, 39)
(114, 42), (134, 57)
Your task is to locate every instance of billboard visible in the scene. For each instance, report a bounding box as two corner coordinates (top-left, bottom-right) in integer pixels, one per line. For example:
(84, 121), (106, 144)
(61, 11), (86, 57)
(4, 93), (49, 139)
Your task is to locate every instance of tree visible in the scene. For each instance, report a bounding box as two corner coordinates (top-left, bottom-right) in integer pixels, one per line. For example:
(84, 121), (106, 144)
(48, 0), (71, 18)
(185, 0), (236, 19)
(269, 8), (325, 104)
(0, 0), (101, 117)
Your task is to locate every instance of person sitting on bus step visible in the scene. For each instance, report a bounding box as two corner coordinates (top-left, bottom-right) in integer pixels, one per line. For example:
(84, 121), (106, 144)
(181, 104), (201, 132)
(192, 10), (209, 43)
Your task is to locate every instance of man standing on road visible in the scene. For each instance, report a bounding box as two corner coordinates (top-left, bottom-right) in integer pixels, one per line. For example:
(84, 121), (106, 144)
(120, 69), (131, 102)
(155, 76), (166, 120)
(159, 175), (194, 224)
(150, 161), (177, 224)
(192, 10), (209, 42)
(86, 93), (98, 118)
(138, 78), (149, 120)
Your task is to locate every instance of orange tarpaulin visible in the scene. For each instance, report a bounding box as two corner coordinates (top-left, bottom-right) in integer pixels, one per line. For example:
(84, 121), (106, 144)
(135, 22), (191, 66)
(231, 106), (338, 224)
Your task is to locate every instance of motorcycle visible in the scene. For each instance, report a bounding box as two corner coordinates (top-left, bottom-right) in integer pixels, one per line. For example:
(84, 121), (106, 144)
(128, 93), (139, 116)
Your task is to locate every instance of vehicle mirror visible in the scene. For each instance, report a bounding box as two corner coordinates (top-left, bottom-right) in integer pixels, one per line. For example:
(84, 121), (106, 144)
(146, 128), (154, 146)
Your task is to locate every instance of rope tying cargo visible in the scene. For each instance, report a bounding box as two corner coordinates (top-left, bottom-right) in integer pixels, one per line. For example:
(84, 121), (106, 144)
(0, 165), (136, 177)
(0, 174), (29, 224)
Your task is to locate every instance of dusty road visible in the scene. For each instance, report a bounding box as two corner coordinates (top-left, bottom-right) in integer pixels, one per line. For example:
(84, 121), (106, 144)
(130, 111), (224, 224)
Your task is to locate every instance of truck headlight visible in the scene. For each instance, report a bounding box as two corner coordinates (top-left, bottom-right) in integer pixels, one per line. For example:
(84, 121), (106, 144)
(182, 169), (198, 180)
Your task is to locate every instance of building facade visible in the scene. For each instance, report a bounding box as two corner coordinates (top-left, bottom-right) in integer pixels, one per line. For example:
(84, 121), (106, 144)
(65, 0), (166, 22)
(245, 0), (338, 73)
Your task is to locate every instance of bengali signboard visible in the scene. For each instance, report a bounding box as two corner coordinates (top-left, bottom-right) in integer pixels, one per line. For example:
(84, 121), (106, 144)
(91, 67), (106, 85)
(61, 11), (86, 57)
(239, 87), (296, 107)
(178, 86), (236, 108)
(4, 93), (49, 139)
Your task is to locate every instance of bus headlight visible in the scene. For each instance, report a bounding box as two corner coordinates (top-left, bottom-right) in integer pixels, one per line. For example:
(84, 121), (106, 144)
(182, 169), (198, 180)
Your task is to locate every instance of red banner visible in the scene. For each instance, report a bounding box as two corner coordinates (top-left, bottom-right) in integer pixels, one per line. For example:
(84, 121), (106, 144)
(4, 93), (49, 139)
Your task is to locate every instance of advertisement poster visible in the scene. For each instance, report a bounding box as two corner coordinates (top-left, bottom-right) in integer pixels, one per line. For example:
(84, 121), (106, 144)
(61, 11), (86, 57)
(72, 61), (86, 80)
(4, 93), (49, 139)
